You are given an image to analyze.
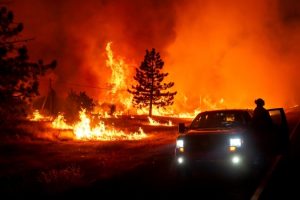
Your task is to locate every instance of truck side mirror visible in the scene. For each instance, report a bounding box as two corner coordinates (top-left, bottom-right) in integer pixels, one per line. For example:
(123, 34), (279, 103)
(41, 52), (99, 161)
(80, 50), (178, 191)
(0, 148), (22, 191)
(178, 123), (186, 134)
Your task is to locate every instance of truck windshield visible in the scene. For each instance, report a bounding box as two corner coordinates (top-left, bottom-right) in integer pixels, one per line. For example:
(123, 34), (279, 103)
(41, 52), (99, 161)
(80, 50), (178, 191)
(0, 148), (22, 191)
(190, 111), (247, 129)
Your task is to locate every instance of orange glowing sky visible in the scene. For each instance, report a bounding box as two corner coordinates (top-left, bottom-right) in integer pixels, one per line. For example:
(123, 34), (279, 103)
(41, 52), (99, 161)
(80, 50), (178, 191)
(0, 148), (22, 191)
(10, 0), (300, 112)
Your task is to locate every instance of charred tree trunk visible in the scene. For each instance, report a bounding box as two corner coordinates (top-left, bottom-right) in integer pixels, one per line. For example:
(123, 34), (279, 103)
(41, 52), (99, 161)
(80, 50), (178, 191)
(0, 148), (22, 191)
(149, 61), (154, 117)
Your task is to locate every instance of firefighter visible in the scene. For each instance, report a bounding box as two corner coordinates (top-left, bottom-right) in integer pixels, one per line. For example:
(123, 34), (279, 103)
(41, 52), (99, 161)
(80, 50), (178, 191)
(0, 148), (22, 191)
(252, 98), (273, 131)
(252, 98), (274, 164)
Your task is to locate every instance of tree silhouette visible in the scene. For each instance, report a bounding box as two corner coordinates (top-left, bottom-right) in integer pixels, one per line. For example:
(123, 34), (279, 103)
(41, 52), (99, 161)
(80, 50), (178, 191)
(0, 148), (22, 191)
(0, 7), (56, 117)
(128, 48), (177, 116)
(64, 90), (95, 123)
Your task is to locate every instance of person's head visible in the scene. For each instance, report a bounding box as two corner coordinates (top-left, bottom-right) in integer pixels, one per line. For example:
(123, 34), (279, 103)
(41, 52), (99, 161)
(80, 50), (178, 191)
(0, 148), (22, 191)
(255, 98), (265, 107)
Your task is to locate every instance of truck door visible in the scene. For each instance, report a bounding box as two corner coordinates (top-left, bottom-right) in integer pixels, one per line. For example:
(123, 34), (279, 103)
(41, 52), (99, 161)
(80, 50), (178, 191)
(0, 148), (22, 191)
(268, 108), (289, 154)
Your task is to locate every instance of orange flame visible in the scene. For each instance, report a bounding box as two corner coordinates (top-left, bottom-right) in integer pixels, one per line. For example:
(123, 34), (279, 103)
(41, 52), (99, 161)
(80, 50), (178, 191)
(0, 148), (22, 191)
(29, 110), (52, 121)
(104, 42), (133, 111)
(148, 117), (173, 126)
(177, 109), (201, 119)
(104, 42), (228, 116)
(49, 109), (147, 141)
(106, 42), (127, 94)
(73, 110), (147, 140)
(148, 117), (160, 126)
(137, 107), (175, 116)
(52, 114), (72, 130)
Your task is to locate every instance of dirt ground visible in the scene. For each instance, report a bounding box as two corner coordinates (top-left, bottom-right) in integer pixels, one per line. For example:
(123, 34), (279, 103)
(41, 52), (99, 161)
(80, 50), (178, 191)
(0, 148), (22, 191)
(0, 115), (192, 196)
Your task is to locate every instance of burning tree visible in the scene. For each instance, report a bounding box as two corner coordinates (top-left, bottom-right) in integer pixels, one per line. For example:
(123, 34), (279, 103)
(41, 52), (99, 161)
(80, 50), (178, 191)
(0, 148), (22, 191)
(0, 7), (56, 118)
(128, 48), (177, 117)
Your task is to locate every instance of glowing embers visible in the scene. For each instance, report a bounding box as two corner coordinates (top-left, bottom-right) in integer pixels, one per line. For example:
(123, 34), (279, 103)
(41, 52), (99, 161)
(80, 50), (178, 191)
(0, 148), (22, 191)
(147, 117), (173, 126)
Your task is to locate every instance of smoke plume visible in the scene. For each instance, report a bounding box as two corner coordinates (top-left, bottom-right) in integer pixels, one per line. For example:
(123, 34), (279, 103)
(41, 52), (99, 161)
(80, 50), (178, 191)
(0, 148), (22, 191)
(9, 0), (300, 112)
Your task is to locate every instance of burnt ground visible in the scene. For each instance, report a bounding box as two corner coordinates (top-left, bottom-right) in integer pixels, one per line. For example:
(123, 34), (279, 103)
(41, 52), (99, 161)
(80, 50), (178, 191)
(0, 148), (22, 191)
(0, 111), (299, 199)
(0, 116), (190, 198)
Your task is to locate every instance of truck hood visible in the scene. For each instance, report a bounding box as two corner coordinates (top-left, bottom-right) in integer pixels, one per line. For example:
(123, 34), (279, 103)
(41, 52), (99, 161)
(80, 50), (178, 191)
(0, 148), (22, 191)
(185, 127), (245, 136)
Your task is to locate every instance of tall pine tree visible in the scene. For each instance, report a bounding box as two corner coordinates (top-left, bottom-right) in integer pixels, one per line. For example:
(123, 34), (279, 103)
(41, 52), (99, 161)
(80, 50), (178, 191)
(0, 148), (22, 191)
(128, 48), (176, 116)
(0, 7), (56, 118)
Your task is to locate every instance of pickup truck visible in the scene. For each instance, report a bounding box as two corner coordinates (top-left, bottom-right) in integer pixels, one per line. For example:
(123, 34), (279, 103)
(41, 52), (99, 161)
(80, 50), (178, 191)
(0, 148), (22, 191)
(175, 108), (289, 174)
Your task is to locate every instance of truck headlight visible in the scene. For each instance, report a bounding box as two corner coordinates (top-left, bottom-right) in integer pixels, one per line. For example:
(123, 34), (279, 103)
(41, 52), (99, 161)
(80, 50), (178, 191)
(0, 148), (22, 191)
(229, 138), (242, 147)
(176, 139), (184, 148)
(177, 157), (184, 164)
(231, 155), (241, 164)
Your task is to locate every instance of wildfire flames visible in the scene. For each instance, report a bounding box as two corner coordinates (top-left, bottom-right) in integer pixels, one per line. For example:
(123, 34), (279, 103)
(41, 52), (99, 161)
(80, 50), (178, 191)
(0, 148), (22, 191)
(28, 41), (230, 141)
(73, 110), (146, 141)
(104, 42), (204, 116)
(11, 0), (300, 119)
(104, 42), (231, 116)
(29, 109), (147, 141)
(105, 42), (133, 110)
(106, 42), (127, 94)
(148, 117), (173, 127)
(28, 42), (215, 141)
(29, 110), (44, 121)
(52, 114), (72, 130)
(29, 110), (52, 121)
(177, 109), (202, 119)
(49, 110), (147, 141)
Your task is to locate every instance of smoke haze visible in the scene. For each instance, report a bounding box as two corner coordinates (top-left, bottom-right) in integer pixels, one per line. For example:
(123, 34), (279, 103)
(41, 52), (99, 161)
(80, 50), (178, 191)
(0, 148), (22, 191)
(9, 0), (300, 111)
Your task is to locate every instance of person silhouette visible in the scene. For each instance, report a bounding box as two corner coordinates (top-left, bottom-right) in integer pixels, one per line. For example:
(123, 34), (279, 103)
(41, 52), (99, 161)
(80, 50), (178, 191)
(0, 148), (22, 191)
(252, 98), (274, 160)
(252, 98), (273, 131)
